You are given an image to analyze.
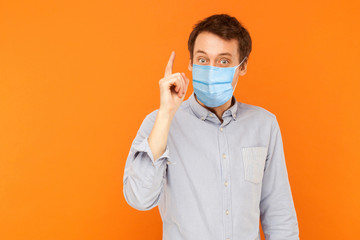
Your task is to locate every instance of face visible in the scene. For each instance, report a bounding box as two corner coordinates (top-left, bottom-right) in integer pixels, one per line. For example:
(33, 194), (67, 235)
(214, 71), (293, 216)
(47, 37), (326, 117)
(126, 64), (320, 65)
(188, 31), (247, 89)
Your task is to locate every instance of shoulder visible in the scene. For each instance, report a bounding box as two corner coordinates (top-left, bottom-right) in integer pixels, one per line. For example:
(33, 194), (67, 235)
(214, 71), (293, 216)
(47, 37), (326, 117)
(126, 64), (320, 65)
(237, 101), (278, 128)
(143, 109), (159, 124)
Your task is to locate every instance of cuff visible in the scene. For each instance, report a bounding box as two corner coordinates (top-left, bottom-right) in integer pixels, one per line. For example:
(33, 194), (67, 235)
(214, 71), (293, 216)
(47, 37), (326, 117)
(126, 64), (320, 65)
(133, 137), (174, 167)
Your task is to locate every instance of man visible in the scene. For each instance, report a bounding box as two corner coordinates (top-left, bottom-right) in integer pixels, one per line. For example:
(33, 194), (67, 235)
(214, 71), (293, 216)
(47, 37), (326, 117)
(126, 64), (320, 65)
(123, 14), (300, 240)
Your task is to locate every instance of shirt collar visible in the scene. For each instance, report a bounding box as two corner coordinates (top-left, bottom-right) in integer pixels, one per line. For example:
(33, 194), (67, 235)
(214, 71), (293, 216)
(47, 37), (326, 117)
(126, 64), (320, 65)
(188, 92), (239, 121)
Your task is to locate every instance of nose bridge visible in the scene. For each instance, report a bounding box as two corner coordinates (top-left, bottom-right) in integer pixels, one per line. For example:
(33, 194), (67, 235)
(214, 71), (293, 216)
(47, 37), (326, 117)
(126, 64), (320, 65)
(206, 54), (218, 67)
(209, 59), (217, 67)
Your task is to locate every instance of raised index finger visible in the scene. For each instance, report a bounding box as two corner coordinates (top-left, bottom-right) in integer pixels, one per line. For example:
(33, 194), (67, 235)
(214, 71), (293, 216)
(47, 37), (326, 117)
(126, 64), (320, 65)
(164, 51), (175, 77)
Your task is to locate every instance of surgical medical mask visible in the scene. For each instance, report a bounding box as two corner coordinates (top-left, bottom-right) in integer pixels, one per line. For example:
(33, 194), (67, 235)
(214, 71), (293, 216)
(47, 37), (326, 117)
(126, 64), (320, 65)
(192, 56), (247, 107)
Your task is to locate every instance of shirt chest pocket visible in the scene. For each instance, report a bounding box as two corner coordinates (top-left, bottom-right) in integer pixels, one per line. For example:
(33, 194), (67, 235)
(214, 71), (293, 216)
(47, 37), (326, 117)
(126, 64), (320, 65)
(241, 146), (268, 184)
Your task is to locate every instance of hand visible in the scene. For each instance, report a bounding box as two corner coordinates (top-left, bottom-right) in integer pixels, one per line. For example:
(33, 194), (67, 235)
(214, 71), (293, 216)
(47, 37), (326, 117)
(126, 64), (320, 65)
(158, 51), (190, 116)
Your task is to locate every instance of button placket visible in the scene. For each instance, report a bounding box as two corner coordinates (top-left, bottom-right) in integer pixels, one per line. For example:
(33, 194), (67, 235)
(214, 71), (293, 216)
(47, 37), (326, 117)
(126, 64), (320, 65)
(218, 123), (232, 240)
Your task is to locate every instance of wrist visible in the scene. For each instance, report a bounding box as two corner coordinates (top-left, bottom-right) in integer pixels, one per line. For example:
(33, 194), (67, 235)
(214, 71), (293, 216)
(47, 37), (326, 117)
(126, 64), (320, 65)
(158, 108), (175, 120)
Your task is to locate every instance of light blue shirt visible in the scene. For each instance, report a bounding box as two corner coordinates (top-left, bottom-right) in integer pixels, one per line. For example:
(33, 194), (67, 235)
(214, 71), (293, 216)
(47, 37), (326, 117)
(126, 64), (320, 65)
(123, 92), (300, 240)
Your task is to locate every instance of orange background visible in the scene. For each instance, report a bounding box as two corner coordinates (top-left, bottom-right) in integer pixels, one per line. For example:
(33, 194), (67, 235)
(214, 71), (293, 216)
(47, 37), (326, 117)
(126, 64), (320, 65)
(1, 0), (359, 239)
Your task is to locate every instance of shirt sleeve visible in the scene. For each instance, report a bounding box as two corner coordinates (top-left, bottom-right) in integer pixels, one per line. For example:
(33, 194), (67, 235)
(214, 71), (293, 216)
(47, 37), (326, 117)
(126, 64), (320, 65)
(260, 118), (300, 239)
(123, 110), (172, 211)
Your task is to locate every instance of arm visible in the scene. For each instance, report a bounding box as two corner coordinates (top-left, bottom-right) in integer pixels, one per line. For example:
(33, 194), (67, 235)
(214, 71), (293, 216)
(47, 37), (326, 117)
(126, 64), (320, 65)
(123, 51), (190, 211)
(260, 119), (300, 239)
(122, 110), (172, 211)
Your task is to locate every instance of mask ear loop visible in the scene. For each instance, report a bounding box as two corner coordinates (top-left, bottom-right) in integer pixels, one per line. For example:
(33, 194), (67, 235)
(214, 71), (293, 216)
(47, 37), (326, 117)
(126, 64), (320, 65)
(233, 56), (248, 91)
(237, 56), (248, 68)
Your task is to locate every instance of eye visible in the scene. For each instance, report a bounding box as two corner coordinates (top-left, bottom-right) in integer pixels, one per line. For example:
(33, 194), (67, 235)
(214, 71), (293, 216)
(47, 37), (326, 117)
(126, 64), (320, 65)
(198, 58), (206, 63)
(220, 59), (230, 65)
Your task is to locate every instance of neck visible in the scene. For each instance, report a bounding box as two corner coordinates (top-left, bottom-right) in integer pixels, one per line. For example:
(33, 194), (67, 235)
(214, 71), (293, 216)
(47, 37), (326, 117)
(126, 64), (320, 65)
(195, 94), (234, 123)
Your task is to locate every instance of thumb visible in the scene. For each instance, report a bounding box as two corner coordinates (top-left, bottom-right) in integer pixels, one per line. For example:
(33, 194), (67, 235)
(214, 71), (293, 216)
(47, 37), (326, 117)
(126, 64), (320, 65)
(181, 72), (190, 95)
(182, 72), (190, 86)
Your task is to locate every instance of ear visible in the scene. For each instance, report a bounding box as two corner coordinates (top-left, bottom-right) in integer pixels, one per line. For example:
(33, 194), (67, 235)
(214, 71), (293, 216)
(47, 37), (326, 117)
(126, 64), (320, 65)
(188, 59), (193, 72)
(238, 62), (248, 76)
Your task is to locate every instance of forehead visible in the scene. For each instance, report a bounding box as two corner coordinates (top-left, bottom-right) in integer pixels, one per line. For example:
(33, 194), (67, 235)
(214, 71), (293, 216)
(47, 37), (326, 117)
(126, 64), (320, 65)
(194, 31), (239, 57)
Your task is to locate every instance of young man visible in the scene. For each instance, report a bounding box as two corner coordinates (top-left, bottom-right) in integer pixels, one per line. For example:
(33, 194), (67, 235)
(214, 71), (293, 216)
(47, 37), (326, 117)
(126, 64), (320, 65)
(123, 14), (300, 240)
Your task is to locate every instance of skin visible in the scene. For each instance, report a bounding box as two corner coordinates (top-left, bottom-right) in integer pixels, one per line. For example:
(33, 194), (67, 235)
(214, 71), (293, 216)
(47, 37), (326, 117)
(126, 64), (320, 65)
(148, 31), (248, 161)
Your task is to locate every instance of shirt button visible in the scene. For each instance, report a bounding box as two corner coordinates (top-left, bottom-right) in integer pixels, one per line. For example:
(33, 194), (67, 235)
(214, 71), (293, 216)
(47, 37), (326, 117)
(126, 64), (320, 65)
(224, 181), (228, 186)
(226, 209), (229, 215)
(220, 127), (223, 132)
(201, 116), (205, 120)
(222, 153), (227, 159)
(209, 113), (213, 117)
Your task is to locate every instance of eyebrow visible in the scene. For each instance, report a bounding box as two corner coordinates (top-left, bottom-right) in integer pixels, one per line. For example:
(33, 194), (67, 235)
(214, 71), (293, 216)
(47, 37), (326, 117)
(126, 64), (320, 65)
(195, 50), (232, 57)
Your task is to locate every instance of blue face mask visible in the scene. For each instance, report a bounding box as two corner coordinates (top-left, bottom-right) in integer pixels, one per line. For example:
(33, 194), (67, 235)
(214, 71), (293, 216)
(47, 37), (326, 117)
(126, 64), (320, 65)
(192, 56), (247, 107)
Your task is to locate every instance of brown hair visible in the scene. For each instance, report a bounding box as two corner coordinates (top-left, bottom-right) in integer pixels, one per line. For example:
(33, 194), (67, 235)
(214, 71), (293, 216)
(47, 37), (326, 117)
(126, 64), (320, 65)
(187, 14), (252, 65)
